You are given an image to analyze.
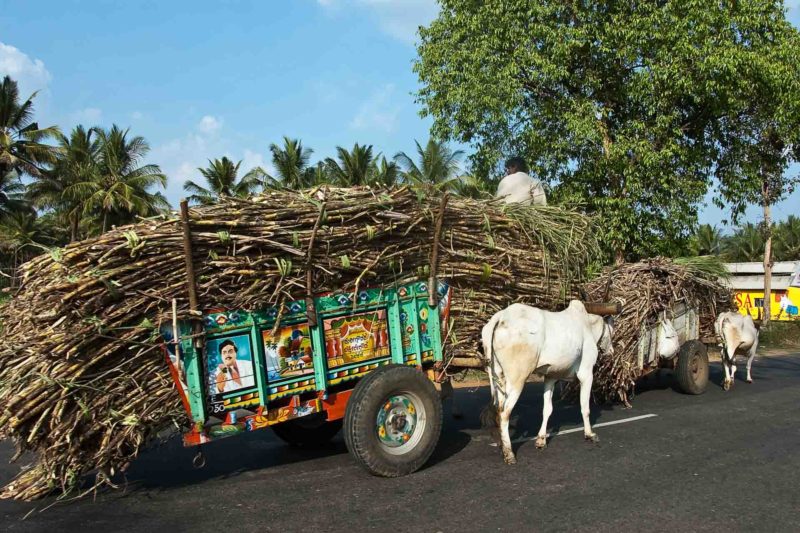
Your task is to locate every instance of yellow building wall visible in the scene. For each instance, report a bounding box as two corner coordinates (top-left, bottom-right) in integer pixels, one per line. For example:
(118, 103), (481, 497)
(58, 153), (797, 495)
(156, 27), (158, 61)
(734, 287), (800, 321)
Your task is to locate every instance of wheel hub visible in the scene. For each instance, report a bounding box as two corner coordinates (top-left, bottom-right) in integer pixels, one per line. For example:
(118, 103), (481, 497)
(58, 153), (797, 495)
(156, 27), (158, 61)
(377, 394), (418, 448)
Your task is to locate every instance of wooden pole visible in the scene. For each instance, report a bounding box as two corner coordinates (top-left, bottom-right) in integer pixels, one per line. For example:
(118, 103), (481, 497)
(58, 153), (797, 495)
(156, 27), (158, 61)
(428, 193), (449, 307)
(179, 199), (202, 347)
(583, 301), (622, 316)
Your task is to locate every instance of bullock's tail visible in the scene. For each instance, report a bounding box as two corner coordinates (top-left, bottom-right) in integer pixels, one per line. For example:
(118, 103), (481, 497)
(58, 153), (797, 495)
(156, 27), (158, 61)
(480, 313), (503, 430)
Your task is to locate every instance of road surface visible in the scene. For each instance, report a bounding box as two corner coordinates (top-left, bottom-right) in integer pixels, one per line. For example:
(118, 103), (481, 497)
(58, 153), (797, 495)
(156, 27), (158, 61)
(1, 354), (799, 532)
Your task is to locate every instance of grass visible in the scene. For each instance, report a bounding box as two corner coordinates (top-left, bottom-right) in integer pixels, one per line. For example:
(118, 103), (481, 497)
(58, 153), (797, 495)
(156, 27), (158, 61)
(759, 321), (800, 350)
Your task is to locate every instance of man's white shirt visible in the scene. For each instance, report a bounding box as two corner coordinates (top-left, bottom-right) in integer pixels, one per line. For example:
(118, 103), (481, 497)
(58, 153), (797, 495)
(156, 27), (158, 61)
(496, 171), (547, 205)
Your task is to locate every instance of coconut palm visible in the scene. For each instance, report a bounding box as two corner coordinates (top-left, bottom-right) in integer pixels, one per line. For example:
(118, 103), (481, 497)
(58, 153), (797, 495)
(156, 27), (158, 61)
(371, 156), (400, 187)
(724, 224), (765, 262)
(267, 137), (313, 189)
(0, 170), (28, 218)
(67, 125), (167, 233)
(394, 139), (463, 188)
(449, 174), (494, 199)
(689, 224), (723, 256)
(774, 215), (800, 261)
(0, 76), (59, 179)
(27, 125), (100, 241)
(326, 143), (376, 186)
(183, 157), (264, 205)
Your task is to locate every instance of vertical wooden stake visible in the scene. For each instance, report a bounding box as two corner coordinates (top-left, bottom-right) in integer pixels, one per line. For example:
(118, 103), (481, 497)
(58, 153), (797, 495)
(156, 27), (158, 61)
(428, 193), (449, 307)
(180, 199), (202, 347)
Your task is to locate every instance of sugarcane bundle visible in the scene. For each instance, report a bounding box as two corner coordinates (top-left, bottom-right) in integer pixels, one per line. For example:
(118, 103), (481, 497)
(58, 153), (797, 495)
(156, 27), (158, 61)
(0, 186), (597, 500)
(583, 257), (735, 405)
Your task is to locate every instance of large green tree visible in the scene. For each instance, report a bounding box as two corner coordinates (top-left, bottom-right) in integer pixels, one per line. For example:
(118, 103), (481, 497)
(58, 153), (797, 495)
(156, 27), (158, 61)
(414, 1), (799, 262)
(0, 76), (59, 179)
(712, 20), (800, 323)
(183, 156), (264, 204)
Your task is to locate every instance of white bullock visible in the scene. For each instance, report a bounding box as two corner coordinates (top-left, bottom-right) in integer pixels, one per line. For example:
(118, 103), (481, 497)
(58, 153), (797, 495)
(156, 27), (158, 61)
(481, 301), (614, 465)
(715, 312), (759, 390)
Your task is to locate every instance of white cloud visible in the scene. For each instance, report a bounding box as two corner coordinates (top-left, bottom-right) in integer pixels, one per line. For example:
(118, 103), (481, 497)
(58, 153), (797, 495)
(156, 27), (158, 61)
(69, 107), (103, 126)
(197, 115), (222, 133)
(349, 83), (400, 133)
(316, 0), (438, 45)
(131, 111), (144, 120)
(0, 42), (51, 97)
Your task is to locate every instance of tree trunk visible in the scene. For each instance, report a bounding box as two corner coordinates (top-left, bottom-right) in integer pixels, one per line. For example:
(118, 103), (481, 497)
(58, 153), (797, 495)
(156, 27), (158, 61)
(762, 183), (773, 325)
(70, 213), (79, 242)
(102, 212), (108, 234)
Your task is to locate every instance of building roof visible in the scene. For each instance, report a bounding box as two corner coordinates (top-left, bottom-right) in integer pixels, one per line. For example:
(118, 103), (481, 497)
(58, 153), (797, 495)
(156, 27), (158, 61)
(724, 261), (799, 291)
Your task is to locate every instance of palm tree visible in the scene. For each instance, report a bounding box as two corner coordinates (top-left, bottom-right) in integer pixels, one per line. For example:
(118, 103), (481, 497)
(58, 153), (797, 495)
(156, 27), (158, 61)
(67, 125), (167, 233)
(371, 156), (400, 187)
(449, 174), (494, 199)
(724, 223), (765, 262)
(689, 224), (723, 256)
(0, 170), (28, 218)
(267, 137), (313, 189)
(302, 161), (332, 188)
(183, 157), (264, 205)
(394, 139), (463, 188)
(326, 143), (376, 186)
(774, 215), (800, 261)
(0, 76), (59, 179)
(28, 125), (100, 241)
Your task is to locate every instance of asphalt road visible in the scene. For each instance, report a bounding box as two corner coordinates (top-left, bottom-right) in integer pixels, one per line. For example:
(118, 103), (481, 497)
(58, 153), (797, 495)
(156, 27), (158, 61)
(2, 354), (799, 532)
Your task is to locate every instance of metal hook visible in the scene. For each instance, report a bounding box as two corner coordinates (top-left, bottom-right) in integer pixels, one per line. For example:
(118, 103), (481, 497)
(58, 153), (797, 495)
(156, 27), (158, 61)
(192, 449), (206, 469)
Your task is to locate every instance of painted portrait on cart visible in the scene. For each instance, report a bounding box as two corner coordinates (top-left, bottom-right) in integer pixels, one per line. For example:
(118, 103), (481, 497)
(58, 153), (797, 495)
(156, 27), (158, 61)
(206, 334), (256, 397)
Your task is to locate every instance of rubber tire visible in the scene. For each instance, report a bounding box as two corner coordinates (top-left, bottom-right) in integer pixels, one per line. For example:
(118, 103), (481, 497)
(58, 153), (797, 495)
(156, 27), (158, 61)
(271, 414), (343, 448)
(343, 365), (442, 477)
(676, 340), (709, 395)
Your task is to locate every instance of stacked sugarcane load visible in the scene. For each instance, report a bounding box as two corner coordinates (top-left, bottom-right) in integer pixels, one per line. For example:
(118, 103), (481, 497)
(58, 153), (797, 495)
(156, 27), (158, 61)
(0, 186), (597, 500)
(583, 257), (736, 405)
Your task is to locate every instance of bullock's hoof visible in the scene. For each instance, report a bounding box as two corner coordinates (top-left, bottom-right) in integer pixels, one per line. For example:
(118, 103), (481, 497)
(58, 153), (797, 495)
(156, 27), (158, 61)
(723, 380), (731, 391)
(585, 433), (599, 444)
(746, 378), (753, 384)
(503, 453), (517, 465)
(534, 436), (547, 450)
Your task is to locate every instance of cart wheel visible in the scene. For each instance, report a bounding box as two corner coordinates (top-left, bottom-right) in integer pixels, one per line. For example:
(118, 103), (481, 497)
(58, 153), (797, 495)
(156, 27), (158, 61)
(271, 413), (343, 448)
(676, 340), (709, 395)
(344, 364), (442, 477)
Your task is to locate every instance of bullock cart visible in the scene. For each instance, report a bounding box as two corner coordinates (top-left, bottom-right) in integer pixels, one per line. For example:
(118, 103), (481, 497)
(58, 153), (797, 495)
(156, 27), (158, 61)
(166, 281), (619, 476)
(635, 302), (710, 395)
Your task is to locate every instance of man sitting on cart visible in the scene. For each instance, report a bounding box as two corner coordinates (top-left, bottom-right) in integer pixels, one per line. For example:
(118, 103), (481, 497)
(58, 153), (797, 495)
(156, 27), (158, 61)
(496, 156), (547, 206)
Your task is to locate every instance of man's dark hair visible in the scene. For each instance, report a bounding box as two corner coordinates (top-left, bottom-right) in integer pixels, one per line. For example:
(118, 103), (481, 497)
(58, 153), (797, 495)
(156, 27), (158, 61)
(504, 156), (528, 173)
(219, 340), (238, 353)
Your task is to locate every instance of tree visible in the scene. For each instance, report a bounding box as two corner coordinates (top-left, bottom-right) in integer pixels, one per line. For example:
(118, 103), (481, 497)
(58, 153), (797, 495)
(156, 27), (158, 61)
(371, 156), (400, 187)
(67, 125), (167, 233)
(267, 137), (313, 189)
(183, 157), (264, 205)
(414, 1), (798, 262)
(0, 76), (59, 179)
(713, 21), (800, 323)
(689, 224), (723, 256)
(325, 143), (376, 186)
(394, 139), (463, 188)
(449, 174), (494, 199)
(774, 216), (800, 261)
(28, 126), (100, 241)
(0, 170), (27, 218)
(724, 224), (765, 263)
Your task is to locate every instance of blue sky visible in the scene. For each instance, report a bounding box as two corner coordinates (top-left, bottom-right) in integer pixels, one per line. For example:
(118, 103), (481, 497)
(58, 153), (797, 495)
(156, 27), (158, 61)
(1, 0), (798, 229)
